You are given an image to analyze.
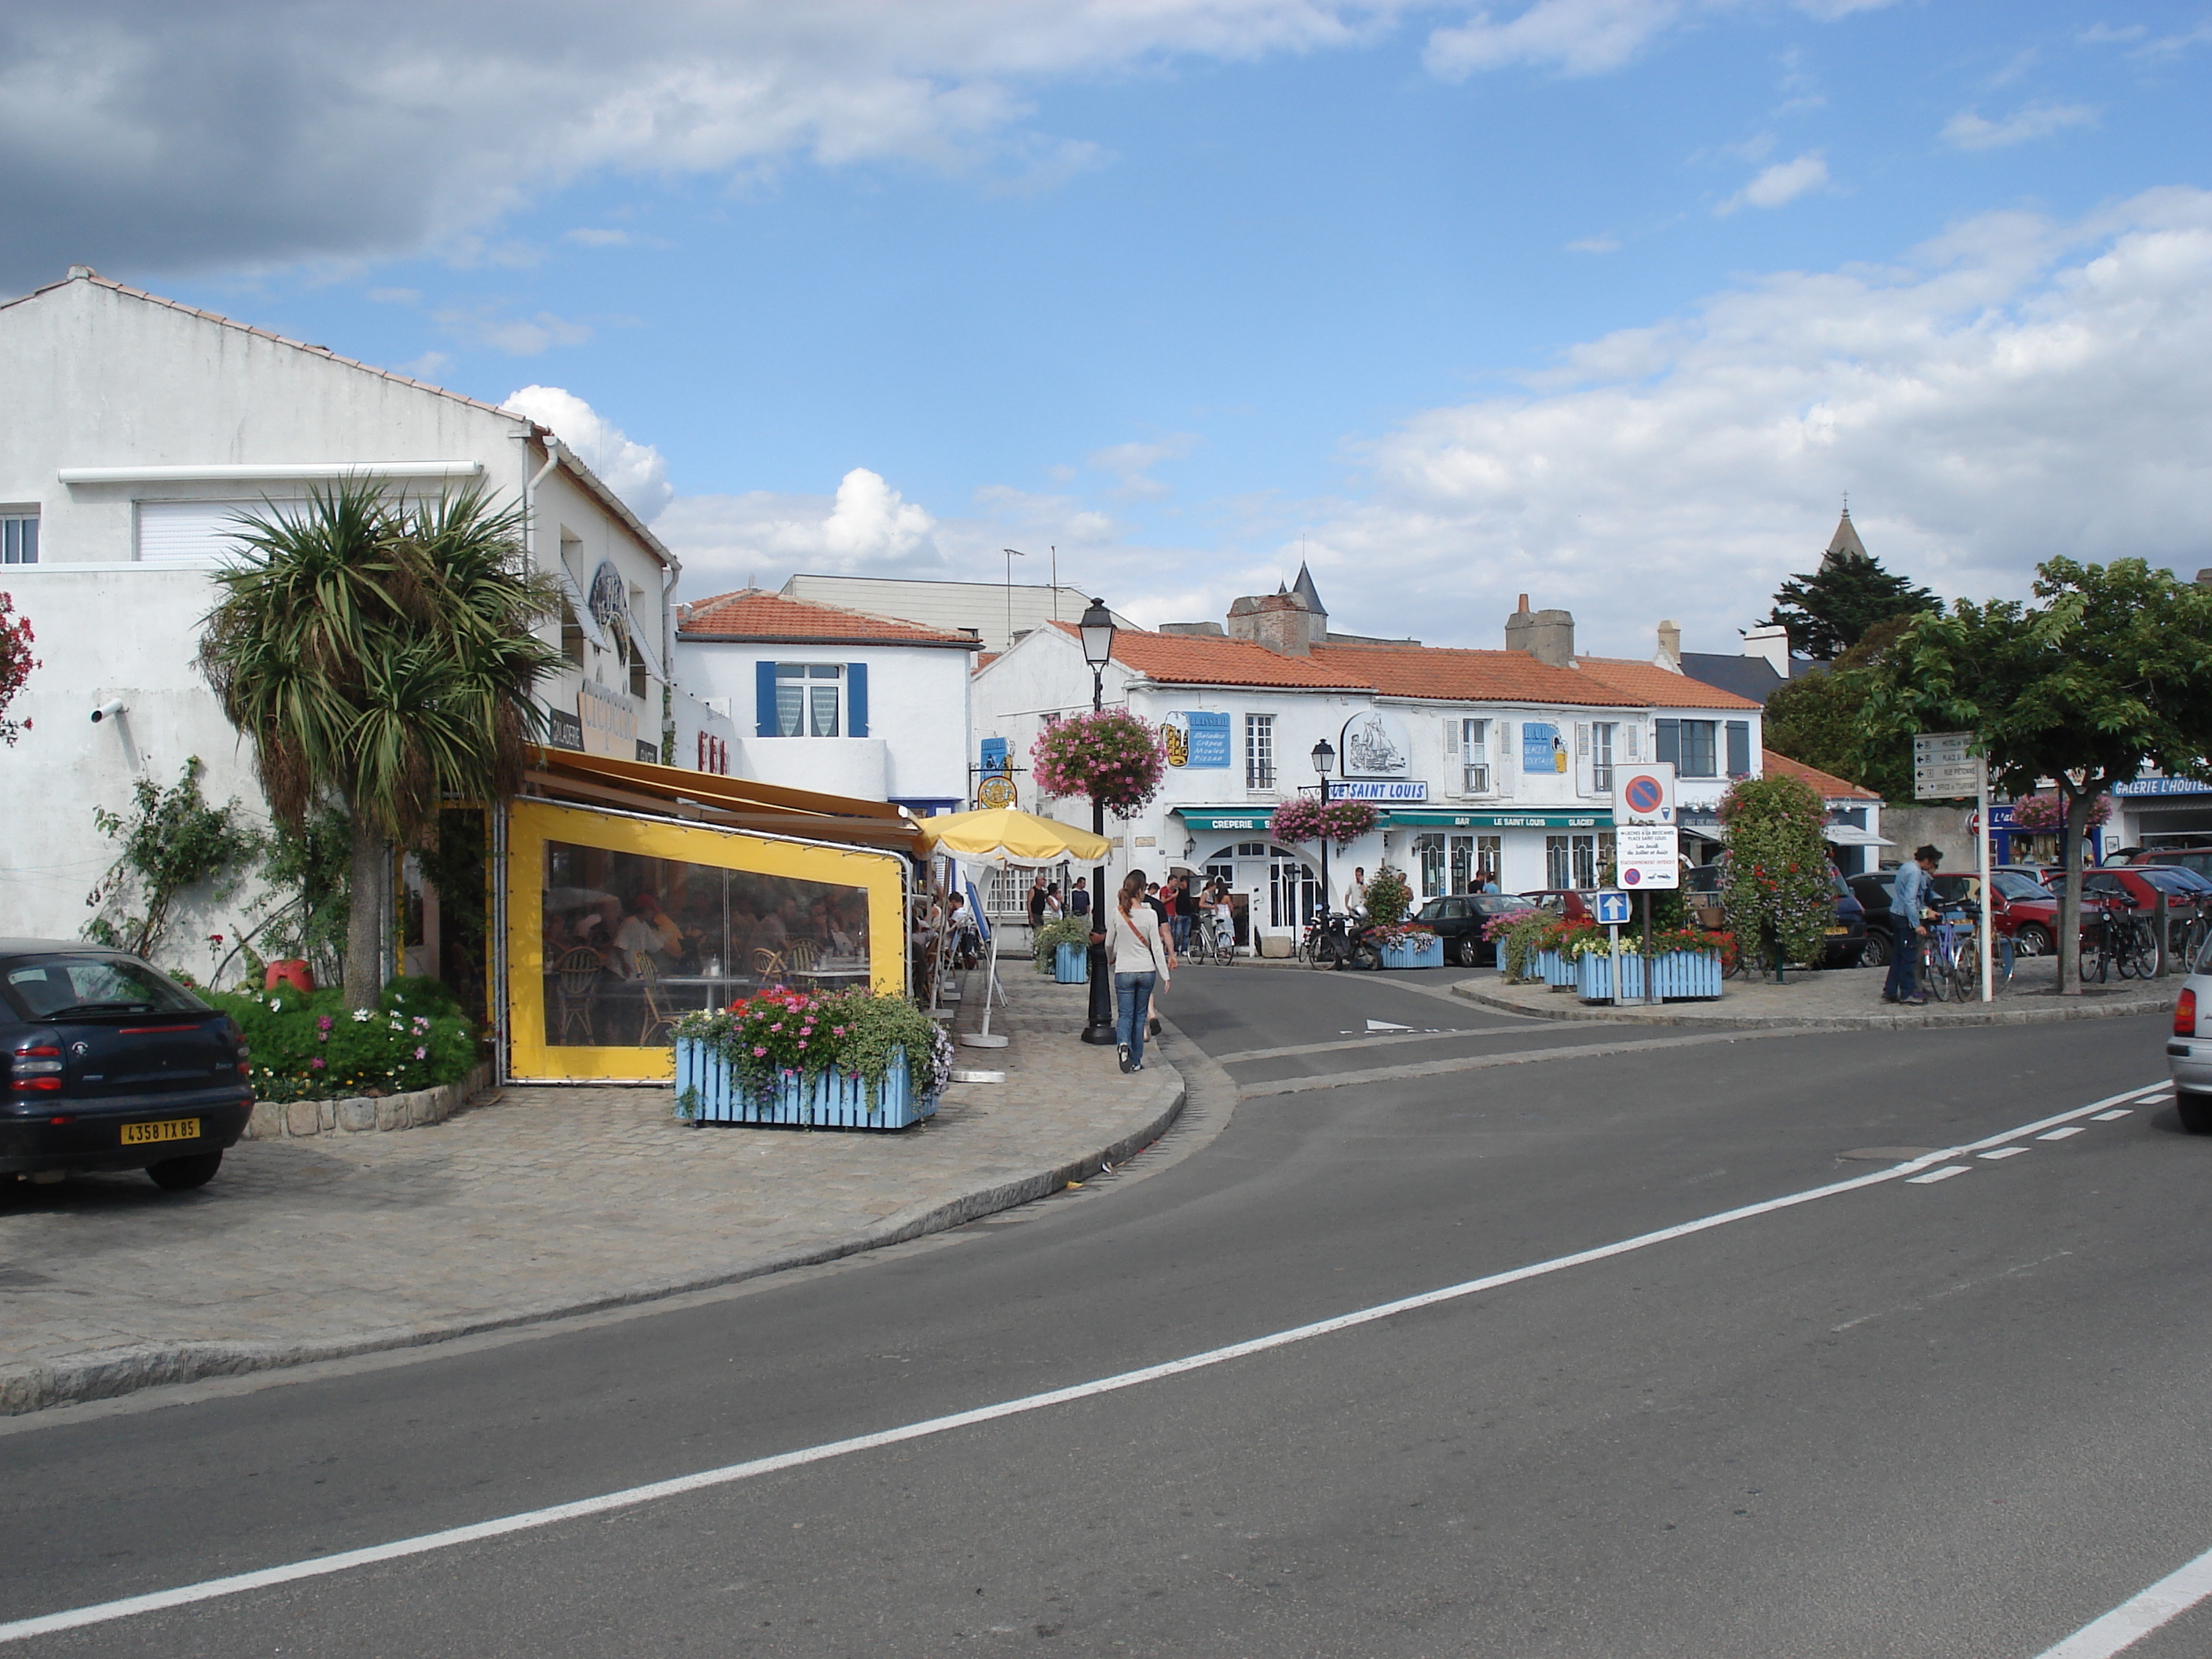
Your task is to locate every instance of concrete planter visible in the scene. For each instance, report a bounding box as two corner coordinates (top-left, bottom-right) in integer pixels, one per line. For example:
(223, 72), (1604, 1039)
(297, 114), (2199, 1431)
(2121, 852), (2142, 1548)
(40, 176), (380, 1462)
(1379, 936), (1445, 969)
(675, 1041), (938, 1130)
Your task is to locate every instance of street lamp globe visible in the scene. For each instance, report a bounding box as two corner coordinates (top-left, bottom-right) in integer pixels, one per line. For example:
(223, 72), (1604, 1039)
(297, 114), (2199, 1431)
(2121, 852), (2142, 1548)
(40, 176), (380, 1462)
(1311, 737), (1335, 778)
(1079, 598), (1115, 668)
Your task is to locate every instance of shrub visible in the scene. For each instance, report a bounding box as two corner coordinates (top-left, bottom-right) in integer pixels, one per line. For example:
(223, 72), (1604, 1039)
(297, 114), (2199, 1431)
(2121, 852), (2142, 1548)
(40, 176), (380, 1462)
(1363, 866), (1412, 928)
(207, 977), (477, 1101)
(1032, 914), (1094, 972)
(1717, 775), (1836, 969)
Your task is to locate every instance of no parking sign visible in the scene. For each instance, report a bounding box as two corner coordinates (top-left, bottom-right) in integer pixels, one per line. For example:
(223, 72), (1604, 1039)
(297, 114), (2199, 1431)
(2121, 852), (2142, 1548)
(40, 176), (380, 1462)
(1613, 764), (1679, 889)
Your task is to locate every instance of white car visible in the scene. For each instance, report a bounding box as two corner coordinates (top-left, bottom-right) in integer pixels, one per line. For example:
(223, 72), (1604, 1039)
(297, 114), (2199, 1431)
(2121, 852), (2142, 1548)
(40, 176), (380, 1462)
(2171, 950), (2212, 1133)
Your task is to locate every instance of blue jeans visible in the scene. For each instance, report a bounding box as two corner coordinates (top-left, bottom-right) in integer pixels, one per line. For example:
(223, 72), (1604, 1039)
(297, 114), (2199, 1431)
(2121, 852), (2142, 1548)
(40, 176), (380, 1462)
(1170, 915), (1192, 953)
(1882, 916), (1919, 1000)
(1115, 971), (1157, 1064)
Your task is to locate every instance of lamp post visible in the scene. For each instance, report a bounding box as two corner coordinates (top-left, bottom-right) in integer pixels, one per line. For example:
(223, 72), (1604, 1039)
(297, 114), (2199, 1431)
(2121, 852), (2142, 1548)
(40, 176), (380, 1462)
(1312, 737), (1336, 928)
(1079, 597), (1119, 1046)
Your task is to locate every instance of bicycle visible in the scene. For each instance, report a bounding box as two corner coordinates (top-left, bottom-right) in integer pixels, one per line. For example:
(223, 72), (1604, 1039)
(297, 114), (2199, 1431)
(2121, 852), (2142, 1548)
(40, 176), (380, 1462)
(2084, 898), (2155, 983)
(1193, 914), (1236, 966)
(1922, 906), (2013, 1001)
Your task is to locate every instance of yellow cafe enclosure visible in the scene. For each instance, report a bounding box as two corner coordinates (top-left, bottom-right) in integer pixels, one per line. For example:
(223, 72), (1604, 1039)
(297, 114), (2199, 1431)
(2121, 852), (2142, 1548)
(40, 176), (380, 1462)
(499, 749), (925, 1084)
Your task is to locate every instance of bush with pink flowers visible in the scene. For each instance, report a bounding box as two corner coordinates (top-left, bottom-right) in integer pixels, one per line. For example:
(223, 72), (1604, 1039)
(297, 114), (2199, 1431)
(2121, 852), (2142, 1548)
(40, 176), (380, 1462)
(1030, 710), (1165, 813)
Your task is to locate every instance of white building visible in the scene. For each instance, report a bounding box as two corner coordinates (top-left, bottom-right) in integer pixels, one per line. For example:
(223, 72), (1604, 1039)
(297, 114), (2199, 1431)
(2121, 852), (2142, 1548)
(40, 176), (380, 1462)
(779, 574), (1135, 656)
(0, 267), (735, 958)
(971, 584), (1763, 954)
(673, 588), (980, 813)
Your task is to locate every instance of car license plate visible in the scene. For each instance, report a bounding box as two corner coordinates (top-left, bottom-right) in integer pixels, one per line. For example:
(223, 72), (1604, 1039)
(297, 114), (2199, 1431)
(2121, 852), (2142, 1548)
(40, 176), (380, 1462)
(120, 1118), (200, 1146)
(1825, 926), (1849, 936)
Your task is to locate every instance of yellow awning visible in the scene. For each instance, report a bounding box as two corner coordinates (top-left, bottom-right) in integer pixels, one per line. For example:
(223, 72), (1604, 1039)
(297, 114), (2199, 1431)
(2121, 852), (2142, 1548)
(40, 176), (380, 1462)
(915, 805), (1111, 866)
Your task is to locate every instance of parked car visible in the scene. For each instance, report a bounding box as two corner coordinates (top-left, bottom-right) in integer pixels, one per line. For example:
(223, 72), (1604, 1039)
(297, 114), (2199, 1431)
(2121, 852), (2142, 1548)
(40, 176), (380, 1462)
(1849, 870), (2078, 964)
(2170, 936), (2212, 1133)
(2134, 847), (2212, 882)
(1516, 888), (1594, 922)
(2083, 865), (2212, 917)
(1413, 893), (1537, 967)
(1, 941), (253, 1189)
(1688, 862), (1866, 967)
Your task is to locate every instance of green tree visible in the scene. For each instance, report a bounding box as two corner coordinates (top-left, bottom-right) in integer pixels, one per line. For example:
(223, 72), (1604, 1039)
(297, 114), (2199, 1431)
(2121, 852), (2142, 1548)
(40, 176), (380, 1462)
(1761, 614), (1919, 800)
(199, 480), (563, 1008)
(1763, 548), (1939, 661)
(1717, 774), (1836, 974)
(1858, 558), (2212, 994)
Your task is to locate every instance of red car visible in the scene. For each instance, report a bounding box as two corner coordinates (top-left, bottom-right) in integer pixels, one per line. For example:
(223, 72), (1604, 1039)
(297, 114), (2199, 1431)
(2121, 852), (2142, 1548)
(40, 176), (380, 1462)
(1516, 888), (1593, 922)
(2082, 865), (2212, 922)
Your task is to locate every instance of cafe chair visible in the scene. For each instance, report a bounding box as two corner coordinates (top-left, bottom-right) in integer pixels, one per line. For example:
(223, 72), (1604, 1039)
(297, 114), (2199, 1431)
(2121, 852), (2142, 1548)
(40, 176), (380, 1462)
(554, 947), (603, 1045)
(633, 952), (679, 1046)
(751, 945), (787, 986)
(784, 936), (821, 988)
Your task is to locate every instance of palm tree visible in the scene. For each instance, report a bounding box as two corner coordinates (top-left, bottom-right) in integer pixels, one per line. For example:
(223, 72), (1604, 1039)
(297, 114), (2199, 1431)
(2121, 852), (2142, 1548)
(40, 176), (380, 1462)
(200, 478), (564, 1007)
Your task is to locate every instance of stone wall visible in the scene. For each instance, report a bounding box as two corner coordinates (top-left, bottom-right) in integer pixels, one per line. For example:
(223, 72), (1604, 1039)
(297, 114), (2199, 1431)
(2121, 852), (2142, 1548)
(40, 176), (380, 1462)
(243, 1062), (493, 1142)
(1881, 804), (1976, 872)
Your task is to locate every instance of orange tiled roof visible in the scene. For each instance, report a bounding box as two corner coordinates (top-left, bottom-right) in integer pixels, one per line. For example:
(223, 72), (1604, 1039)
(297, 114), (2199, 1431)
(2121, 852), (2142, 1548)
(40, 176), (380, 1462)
(679, 589), (980, 646)
(1049, 622), (1374, 689)
(1312, 643), (1624, 705)
(1569, 656), (1764, 711)
(1761, 747), (1881, 801)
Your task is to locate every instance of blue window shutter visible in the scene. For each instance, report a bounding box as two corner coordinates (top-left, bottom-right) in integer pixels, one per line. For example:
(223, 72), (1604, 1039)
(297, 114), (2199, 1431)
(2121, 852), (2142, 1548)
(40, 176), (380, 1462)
(847, 663), (869, 738)
(755, 661), (778, 738)
(1655, 719), (1680, 765)
(1726, 720), (1751, 778)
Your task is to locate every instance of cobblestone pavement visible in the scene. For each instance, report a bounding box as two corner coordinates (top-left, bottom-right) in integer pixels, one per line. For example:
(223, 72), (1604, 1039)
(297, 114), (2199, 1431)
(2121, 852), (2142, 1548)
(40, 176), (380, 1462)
(1456, 954), (2176, 1027)
(0, 968), (1181, 1414)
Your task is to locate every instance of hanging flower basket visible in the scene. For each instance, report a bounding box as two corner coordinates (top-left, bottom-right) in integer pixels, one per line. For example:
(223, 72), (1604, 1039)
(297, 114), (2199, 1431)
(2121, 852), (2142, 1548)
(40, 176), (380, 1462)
(1030, 710), (1166, 813)
(2007, 791), (2110, 832)
(1269, 796), (1379, 848)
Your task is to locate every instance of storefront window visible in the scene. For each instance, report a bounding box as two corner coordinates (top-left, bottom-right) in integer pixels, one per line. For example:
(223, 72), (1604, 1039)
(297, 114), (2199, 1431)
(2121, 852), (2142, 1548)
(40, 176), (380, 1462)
(540, 839), (873, 1049)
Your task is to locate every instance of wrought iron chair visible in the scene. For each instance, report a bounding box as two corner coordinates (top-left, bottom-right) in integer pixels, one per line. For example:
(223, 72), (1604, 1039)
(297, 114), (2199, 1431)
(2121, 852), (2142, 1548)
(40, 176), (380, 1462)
(554, 947), (603, 1045)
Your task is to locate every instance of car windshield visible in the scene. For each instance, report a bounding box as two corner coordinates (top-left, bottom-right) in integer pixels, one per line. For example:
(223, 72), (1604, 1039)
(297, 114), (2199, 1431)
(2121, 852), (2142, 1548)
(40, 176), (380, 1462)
(0, 954), (208, 1021)
(2145, 866), (2212, 894)
(1471, 895), (1528, 914)
(1993, 872), (2055, 901)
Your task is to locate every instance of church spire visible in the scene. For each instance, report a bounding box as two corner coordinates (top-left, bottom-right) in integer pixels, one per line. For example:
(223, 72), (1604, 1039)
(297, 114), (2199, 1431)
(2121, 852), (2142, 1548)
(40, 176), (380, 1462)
(1290, 560), (1327, 617)
(1825, 497), (1868, 562)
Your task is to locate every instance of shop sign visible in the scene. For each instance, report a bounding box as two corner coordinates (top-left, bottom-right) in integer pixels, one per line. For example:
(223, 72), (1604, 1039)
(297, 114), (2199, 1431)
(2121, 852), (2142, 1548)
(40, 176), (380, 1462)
(1334, 779), (1427, 801)
(1339, 710), (1411, 778)
(588, 561), (629, 632)
(547, 708), (585, 751)
(2113, 777), (2212, 797)
(578, 679), (639, 758)
(979, 736), (1009, 778)
(1163, 711), (1232, 768)
(1522, 721), (1569, 775)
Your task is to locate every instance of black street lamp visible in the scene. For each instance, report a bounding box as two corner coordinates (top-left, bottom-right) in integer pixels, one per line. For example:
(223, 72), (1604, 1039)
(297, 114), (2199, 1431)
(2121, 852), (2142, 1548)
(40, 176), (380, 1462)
(1312, 736), (1335, 926)
(1079, 598), (1119, 1046)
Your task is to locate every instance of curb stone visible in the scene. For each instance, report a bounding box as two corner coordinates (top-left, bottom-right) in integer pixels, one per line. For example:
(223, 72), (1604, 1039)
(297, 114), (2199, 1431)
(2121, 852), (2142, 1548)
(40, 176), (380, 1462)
(242, 1062), (494, 1142)
(0, 1063), (1187, 1416)
(1450, 978), (2171, 1030)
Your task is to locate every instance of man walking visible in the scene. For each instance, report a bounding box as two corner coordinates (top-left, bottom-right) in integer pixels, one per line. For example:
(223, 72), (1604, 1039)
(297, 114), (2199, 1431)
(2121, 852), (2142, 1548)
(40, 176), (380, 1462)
(1168, 873), (1196, 955)
(1883, 844), (1942, 1005)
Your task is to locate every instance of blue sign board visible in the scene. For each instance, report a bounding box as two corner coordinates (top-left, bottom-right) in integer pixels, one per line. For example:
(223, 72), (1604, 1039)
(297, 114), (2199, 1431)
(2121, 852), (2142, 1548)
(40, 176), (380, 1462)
(979, 736), (1009, 778)
(1186, 711), (1231, 768)
(1595, 890), (1632, 925)
(1522, 721), (1566, 775)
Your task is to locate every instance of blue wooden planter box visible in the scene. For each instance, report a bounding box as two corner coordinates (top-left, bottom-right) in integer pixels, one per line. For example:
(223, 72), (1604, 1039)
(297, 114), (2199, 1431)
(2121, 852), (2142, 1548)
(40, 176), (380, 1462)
(1543, 948), (1578, 990)
(1379, 935), (1445, 969)
(1053, 943), (1089, 983)
(1576, 950), (1723, 1002)
(674, 1040), (938, 1130)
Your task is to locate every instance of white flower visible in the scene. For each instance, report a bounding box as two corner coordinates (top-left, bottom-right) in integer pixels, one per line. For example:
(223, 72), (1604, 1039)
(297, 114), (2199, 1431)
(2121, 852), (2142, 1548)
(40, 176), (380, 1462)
(268, 998), (281, 1012)
(352, 1009), (372, 1023)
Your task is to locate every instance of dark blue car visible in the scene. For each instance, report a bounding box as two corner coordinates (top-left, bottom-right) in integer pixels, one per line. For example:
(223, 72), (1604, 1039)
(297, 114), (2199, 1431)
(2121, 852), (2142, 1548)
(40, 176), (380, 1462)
(2, 940), (254, 1190)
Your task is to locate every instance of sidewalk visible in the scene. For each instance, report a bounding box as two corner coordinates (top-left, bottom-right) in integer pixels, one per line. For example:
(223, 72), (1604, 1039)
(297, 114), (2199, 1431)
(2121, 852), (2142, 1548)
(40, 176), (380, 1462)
(0, 967), (1181, 1415)
(1457, 955), (2175, 1028)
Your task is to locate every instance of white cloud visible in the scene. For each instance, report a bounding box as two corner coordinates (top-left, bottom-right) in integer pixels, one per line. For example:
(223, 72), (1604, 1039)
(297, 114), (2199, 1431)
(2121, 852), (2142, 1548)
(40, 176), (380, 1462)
(1425, 0), (1685, 79)
(1941, 103), (2098, 151)
(657, 467), (937, 584)
(562, 228), (632, 247)
(1716, 152), (1827, 214)
(501, 384), (673, 521)
(1566, 234), (1621, 253)
(441, 307), (594, 355)
(1088, 434), (1201, 500)
(1296, 187), (2212, 655)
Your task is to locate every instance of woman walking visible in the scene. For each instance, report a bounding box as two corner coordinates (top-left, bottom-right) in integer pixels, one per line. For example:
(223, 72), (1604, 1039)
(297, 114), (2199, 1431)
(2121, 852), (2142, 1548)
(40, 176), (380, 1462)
(1107, 869), (1172, 1073)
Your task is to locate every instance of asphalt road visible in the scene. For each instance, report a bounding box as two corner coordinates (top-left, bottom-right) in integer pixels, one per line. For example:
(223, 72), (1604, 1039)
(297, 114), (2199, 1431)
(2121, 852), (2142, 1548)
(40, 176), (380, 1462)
(2, 967), (2205, 1657)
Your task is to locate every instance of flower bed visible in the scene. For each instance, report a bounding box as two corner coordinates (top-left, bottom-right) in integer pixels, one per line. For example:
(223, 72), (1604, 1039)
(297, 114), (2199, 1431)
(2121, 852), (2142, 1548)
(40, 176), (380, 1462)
(671, 986), (956, 1130)
(205, 976), (476, 1103)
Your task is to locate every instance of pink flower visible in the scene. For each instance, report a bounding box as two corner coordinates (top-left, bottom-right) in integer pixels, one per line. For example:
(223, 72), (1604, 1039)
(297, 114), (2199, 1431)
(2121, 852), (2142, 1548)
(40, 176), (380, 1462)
(414, 1046), (427, 1060)
(832, 1026), (845, 1036)
(310, 1057), (325, 1069)
(753, 1045), (767, 1057)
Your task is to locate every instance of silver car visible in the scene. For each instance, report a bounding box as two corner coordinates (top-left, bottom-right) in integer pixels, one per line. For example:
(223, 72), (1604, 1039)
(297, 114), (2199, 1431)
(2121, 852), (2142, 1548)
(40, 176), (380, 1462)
(2171, 942), (2212, 1133)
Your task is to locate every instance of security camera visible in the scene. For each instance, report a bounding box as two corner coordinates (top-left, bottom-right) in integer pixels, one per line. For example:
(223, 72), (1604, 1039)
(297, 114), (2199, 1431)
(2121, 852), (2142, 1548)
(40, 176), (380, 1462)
(90, 699), (125, 723)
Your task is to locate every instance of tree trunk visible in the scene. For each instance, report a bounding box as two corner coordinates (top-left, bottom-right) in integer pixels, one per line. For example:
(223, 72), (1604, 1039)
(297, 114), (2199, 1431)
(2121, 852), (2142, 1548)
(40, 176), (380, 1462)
(2057, 781), (2092, 998)
(343, 808), (387, 1011)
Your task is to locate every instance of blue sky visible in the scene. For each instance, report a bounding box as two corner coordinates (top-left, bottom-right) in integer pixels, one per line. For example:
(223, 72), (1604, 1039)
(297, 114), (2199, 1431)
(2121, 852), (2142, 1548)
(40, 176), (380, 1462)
(11, 1), (2211, 653)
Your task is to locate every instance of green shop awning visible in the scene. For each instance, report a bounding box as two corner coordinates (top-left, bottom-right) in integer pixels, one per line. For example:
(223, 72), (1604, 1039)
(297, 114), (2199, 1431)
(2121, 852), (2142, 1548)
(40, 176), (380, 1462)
(1174, 806), (1278, 832)
(1388, 809), (1614, 830)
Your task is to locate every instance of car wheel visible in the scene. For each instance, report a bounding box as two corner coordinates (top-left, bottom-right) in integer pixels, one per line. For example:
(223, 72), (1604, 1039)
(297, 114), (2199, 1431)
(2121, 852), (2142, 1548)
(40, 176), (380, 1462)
(2015, 923), (2053, 958)
(1860, 931), (1890, 968)
(147, 1152), (222, 1191)
(2179, 1092), (2212, 1136)
(1453, 936), (1479, 967)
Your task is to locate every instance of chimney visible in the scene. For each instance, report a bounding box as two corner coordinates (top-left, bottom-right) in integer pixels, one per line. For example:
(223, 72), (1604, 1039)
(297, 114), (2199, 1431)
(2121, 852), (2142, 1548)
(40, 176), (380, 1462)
(2198, 569), (2212, 588)
(1226, 590), (1322, 655)
(1505, 599), (1576, 668)
(1741, 623), (1789, 676)
(1656, 619), (1682, 668)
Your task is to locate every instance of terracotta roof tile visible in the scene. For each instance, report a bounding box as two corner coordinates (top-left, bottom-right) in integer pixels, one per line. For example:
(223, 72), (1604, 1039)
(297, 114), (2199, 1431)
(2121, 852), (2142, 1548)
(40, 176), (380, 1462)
(1310, 643), (1621, 705)
(1761, 747), (1881, 801)
(1049, 622), (1374, 689)
(679, 588), (980, 646)
(1569, 656), (1765, 711)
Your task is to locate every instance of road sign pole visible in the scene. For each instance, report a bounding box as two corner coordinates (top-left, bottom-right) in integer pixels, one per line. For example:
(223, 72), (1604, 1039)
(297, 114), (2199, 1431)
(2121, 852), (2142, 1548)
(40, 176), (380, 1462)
(1978, 761), (1993, 1002)
(1642, 892), (1654, 1005)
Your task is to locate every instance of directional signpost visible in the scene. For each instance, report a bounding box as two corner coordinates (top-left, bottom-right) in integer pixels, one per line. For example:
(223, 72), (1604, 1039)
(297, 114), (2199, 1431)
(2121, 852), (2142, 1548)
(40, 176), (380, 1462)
(1611, 764), (1678, 1005)
(1913, 732), (1993, 1002)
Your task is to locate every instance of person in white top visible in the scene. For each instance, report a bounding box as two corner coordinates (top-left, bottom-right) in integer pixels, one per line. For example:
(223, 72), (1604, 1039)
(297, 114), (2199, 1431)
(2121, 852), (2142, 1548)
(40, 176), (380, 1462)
(1107, 868), (1172, 1073)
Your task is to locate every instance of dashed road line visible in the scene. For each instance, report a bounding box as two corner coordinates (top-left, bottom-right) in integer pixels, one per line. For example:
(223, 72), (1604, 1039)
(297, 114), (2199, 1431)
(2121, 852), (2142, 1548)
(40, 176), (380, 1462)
(1980, 1147), (2032, 1160)
(2038, 1126), (2087, 1141)
(1905, 1166), (1972, 1185)
(1212, 1024), (1579, 1065)
(2092, 1109), (2133, 1122)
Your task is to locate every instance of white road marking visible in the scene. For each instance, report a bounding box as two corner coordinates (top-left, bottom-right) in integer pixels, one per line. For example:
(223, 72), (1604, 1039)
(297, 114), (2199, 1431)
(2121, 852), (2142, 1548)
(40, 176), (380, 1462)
(0, 1079), (2169, 1646)
(1365, 1019), (1416, 1032)
(2092, 1109), (2133, 1121)
(1979, 1148), (2032, 1160)
(2038, 1126), (2086, 1141)
(1905, 1166), (1971, 1184)
(2032, 1540), (2212, 1658)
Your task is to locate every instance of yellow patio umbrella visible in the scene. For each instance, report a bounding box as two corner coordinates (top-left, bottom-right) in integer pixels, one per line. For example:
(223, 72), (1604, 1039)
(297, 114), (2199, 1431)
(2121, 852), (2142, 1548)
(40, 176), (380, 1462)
(915, 805), (1110, 866)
